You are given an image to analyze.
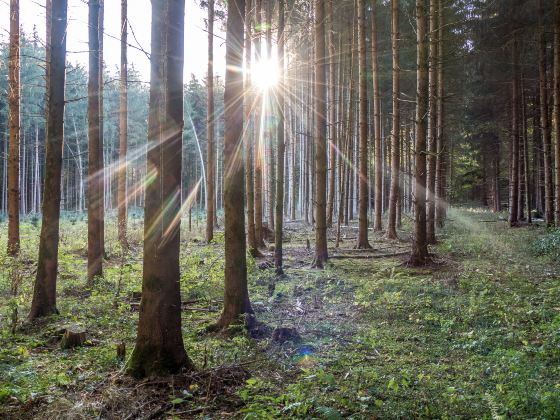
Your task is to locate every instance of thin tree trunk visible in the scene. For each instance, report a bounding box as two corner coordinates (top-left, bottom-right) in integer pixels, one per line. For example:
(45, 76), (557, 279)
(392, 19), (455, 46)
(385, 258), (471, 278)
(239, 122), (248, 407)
(435, 0), (446, 227)
(386, 0), (400, 240)
(7, 0), (20, 256)
(326, 0), (336, 227)
(274, 0), (286, 275)
(539, 0), (554, 226)
(206, 0), (216, 243)
(87, 0), (103, 284)
(126, 0), (193, 378)
(554, 0), (560, 226)
(312, 0), (328, 268)
(371, 1), (382, 232)
(410, 0), (429, 265)
(426, 0), (437, 243)
(254, 0), (265, 247)
(117, 0), (128, 248)
(356, 0), (371, 248)
(28, 0), (67, 320)
(509, 34), (520, 227)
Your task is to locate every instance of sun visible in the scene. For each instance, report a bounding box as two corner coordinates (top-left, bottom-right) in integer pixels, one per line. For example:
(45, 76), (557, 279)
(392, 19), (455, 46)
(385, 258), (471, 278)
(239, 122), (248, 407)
(252, 57), (279, 90)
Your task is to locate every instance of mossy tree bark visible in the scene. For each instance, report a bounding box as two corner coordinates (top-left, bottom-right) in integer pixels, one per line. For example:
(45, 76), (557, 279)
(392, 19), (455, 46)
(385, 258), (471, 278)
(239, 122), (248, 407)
(28, 0), (67, 321)
(126, 0), (193, 378)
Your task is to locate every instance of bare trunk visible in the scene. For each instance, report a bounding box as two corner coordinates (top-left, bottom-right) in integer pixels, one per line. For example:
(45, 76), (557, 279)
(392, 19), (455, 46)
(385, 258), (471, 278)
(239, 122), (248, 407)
(554, 0), (560, 226)
(371, 1), (382, 232)
(28, 0), (67, 320)
(326, 0), (336, 227)
(7, 0), (20, 256)
(206, 0), (216, 243)
(126, 0), (193, 378)
(509, 35), (520, 227)
(435, 0), (446, 227)
(117, 0), (128, 248)
(426, 0), (437, 243)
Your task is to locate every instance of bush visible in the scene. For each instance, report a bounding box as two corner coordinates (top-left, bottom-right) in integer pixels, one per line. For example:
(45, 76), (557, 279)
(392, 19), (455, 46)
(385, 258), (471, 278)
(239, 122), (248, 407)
(531, 229), (560, 261)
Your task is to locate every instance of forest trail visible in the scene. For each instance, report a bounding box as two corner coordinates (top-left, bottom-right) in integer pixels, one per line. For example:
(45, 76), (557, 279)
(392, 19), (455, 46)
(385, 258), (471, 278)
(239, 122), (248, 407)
(1, 208), (560, 418)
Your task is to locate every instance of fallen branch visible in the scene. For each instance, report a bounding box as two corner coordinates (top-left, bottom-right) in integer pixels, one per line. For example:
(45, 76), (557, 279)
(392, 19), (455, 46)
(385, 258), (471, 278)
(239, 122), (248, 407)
(329, 251), (409, 260)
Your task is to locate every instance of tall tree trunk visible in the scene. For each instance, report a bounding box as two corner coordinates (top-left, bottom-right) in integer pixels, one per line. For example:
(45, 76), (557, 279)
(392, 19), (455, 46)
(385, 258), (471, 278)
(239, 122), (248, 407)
(117, 0), (128, 249)
(410, 0), (429, 266)
(274, 0), (286, 275)
(326, 0), (336, 227)
(426, 0), (437, 243)
(7, 0), (20, 256)
(266, 0), (275, 233)
(509, 34), (520, 227)
(312, 0), (328, 268)
(87, 0), (103, 284)
(356, 0), (371, 248)
(435, 0), (446, 227)
(28, 0), (67, 320)
(98, 0), (105, 255)
(254, 0), (265, 248)
(126, 0), (193, 378)
(245, 0), (260, 256)
(371, 1), (382, 232)
(554, 0), (560, 226)
(539, 0), (554, 226)
(215, 0), (254, 328)
(206, 0), (216, 243)
(386, 0), (400, 240)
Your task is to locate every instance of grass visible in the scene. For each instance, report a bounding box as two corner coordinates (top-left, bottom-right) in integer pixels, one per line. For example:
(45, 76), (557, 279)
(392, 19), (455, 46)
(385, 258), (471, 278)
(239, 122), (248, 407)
(1, 208), (559, 418)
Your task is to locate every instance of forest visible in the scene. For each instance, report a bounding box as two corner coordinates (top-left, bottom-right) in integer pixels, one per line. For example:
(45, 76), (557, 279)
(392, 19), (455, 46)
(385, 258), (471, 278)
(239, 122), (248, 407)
(1, 0), (560, 418)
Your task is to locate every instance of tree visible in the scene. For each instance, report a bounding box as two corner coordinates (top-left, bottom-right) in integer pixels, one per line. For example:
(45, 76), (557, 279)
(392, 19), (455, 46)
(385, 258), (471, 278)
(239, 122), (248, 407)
(356, 0), (371, 249)
(214, 0), (254, 328)
(254, 0), (265, 248)
(326, 0), (336, 227)
(371, 0), (382, 232)
(87, 0), (104, 284)
(7, 0), (20, 256)
(426, 0), (438, 243)
(386, 0), (400, 240)
(555, 0), (560, 226)
(274, 0), (286, 275)
(117, 0), (128, 249)
(538, 0), (553, 227)
(435, 0), (446, 228)
(206, 0), (216, 243)
(126, 0), (193, 378)
(410, 0), (429, 266)
(312, 0), (328, 268)
(28, 0), (67, 320)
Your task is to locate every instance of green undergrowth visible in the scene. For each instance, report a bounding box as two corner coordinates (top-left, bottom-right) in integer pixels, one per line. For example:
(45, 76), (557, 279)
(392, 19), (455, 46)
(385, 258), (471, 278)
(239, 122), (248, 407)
(1, 208), (559, 418)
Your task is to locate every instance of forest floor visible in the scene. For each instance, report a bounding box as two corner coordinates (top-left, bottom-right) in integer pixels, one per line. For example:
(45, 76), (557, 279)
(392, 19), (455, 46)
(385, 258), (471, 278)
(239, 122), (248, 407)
(1, 208), (560, 419)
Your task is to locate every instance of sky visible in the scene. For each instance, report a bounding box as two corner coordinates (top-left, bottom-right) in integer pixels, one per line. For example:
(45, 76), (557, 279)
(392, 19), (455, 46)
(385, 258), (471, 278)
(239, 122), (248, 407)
(0, 0), (227, 82)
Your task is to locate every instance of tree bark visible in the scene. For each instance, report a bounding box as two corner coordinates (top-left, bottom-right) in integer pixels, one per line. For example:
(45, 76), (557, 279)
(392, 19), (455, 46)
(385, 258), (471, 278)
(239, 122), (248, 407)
(312, 0), (328, 268)
(509, 34), (520, 227)
(87, 0), (103, 284)
(539, 0), (554, 226)
(254, 0), (265, 248)
(7, 0), (20, 256)
(554, 0), (560, 226)
(274, 0), (285, 275)
(410, 0), (429, 266)
(426, 0), (437, 243)
(215, 0), (253, 328)
(435, 0), (446, 227)
(386, 0), (400, 240)
(326, 0), (336, 227)
(206, 0), (216, 243)
(117, 0), (128, 249)
(28, 0), (67, 320)
(356, 0), (371, 248)
(371, 1), (382, 232)
(126, 0), (193, 378)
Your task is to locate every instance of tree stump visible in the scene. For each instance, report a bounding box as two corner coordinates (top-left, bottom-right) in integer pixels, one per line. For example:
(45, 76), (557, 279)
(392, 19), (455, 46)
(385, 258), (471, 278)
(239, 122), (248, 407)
(116, 342), (126, 361)
(60, 329), (87, 349)
(272, 327), (301, 344)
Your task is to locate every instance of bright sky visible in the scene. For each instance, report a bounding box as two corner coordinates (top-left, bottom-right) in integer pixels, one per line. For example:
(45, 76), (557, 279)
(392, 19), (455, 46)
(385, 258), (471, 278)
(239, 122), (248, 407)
(0, 0), (227, 82)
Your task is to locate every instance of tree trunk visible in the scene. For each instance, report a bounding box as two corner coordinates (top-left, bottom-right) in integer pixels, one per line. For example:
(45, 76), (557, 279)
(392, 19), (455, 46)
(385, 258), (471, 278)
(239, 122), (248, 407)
(410, 0), (429, 266)
(7, 0), (20, 256)
(254, 0), (265, 248)
(215, 0), (254, 328)
(326, 0), (336, 227)
(509, 34), (520, 227)
(426, 0), (437, 243)
(371, 1), (382, 232)
(386, 0), (400, 240)
(206, 0), (216, 243)
(539, 0), (554, 226)
(356, 0), (371, 248)
(554, 0), (560, 226)
(274, 0), (286, 275)
(126, 0), (193, 378)
(87, 0), (103, 284)
(245, 0), (260, 257)
(435, 0), (446, 227)
(28, 0), (67, 320)
(117, 0), (128, 249)
(312, 0), (328, 268)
